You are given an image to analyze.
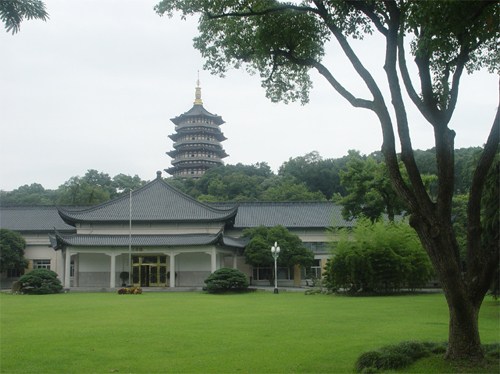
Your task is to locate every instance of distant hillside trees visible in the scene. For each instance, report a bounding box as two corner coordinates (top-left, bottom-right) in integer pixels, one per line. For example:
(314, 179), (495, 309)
(1, 170), (147, 205)
(0, 147), (486, 205)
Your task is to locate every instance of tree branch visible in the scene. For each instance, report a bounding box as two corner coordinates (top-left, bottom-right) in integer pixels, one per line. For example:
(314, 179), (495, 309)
(206, 4), (320, 20)
(467, 93), (500, 284)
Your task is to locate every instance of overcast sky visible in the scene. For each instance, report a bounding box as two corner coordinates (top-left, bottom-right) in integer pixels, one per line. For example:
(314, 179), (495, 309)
(0, 0), (497, 191)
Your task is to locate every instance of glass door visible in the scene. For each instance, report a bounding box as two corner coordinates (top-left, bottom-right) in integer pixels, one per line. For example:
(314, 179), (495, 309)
(131, 255), (167, 287)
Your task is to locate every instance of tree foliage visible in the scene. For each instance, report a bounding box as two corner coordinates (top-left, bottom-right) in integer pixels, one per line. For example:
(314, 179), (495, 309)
(1, 170), (148, 206)
(278, 151), (349, 199)
(156, 0), (500, 361)
(324, 219), (434, 294)
(0, 228), (29, 274)
(0, 0), (48, 34)
(242, 225), (314, 285)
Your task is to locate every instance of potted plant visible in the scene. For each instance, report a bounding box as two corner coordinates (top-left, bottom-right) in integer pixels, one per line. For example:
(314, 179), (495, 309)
(119, 271), (129, 287)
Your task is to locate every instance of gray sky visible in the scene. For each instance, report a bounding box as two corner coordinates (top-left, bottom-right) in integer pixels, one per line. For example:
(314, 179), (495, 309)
(0, 0), (497, 191)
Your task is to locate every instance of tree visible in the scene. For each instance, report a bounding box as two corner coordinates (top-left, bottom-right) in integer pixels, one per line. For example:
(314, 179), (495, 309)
(156, 0), (500, 361)
(0, 183), (58, 205)
(278, 151), (348, 199)
(340, 155), (407, 222)
(56, 176), (110, 205)
(260, 178), (326, 201)
(242, 225), (314, 285)
(0, 0), (48, 34)
(324, 219), (434, 293)
(0, 228), (29, 274)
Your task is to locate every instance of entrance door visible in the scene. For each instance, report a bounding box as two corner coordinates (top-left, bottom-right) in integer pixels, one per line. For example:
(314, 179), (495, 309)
(140, 265), (150, 287)
(132, 255), (167, 287)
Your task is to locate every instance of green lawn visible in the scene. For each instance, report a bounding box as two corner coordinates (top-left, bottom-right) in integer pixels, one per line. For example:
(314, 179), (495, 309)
(0, 292), (498, 373)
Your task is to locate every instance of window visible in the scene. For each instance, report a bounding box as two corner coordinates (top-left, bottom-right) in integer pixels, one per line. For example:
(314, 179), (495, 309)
(7, 269), (24, 278)
(252, 267), (294, 281)
(302, 259), (323, 279)
(303, 242), (327, 252)
(33, 259), (51, 270)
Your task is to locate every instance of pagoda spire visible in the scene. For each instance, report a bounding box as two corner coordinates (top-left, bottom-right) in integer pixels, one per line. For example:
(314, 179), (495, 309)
(194, 71), (203, 105)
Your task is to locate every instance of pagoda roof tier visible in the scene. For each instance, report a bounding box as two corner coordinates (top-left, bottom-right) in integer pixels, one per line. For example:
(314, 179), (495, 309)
(171, 105), (225, 126)
(169, 132), (227, 142)
(56, 171), (237, 226)
(170, 141), (225, 151)
(167, 148), (229, 158)
(170, 158), (226, 167)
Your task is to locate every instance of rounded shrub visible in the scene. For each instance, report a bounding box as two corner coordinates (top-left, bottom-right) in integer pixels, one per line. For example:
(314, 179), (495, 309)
(356, 351), (382, 372)
(19, 268), (63, 295)
(203, 267), (249, 294)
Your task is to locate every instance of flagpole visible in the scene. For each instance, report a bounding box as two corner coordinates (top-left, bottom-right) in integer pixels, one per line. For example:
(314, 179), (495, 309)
(128, 189), (132, 286)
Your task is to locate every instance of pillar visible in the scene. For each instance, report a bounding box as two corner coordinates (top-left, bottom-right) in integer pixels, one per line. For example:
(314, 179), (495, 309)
(64, 250), (71, 288)
(169, 253), (178, 288)
(74, 254), (79, 287)
(108, 253), (116, 288)
(208, 249), (217, 273)
(232, 255), (238, 269)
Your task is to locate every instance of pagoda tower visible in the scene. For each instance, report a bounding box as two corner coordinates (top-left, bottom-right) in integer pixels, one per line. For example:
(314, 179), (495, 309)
(165, 79), (228, 179)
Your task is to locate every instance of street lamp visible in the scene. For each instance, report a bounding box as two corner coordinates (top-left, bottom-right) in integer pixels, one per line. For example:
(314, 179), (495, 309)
(271, 241), (280, 294)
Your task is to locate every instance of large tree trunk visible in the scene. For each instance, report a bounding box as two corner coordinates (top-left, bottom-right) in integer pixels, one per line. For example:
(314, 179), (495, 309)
(410, 213), (486, 361)
(446, 298), (482, 360)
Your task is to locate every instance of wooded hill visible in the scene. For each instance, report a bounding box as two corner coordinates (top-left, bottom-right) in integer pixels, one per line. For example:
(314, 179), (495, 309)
(0, 146), (485, 206)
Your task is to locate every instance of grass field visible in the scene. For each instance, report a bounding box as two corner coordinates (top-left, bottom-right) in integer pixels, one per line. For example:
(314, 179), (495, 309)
(0, 292), (498, 373)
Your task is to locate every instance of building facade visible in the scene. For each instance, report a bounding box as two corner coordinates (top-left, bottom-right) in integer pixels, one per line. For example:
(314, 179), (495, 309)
(166, 80), (228, 179)
(1, 172), (353, 290)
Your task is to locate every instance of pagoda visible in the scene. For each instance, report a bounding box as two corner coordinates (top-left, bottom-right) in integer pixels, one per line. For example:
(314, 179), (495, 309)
(165, 79), (228, 179)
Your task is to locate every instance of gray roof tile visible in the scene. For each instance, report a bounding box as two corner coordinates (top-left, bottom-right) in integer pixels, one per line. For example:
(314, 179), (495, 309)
(57, 173), (238, 226)
(210, 202), (355, 228)
(51, 230), (248, 249)
(0, 205), (75, 232)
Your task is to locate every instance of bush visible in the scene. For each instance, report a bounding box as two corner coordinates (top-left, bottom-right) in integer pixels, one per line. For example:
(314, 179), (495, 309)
(203, 267), (249, 294)
(117, 287), (142, 294)
(483, 342), (500, 358)
(325, 219), (434, 294)
(18, 269), (62, 295)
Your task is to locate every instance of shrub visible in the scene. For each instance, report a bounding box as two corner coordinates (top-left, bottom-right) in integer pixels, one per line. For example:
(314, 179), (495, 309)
(325, 219), (434, 294)
(483, 342), (500, 358)
(117, 287), (142, 294)
(203, 267), (249, 294)
(356, 341), (435, 372)
(18, 269), (62, 295)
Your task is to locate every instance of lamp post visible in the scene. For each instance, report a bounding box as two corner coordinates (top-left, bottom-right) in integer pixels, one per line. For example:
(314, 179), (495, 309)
(271, 242), (280, 294)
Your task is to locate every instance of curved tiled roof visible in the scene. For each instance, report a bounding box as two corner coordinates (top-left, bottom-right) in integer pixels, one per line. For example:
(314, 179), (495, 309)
(50, 230), (248, 249)
(0, 205), (76, 232)
(171, 105), (225, 126)
(57, 173), (238, 226)
(210, 201), (355, 228)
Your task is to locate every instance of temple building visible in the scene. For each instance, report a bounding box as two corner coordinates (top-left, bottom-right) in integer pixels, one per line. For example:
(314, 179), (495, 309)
(0, 171), (348, 290)
(165, 79), (228, 179)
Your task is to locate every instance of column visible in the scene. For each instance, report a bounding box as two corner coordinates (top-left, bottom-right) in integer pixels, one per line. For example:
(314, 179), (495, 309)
(108, 253), (116, 288)
(169, 253), (178, 288)
(64, 250), (71, 288)
(60, 251), (66, 286)
(232, 255), (238, 269)
(74, 254), (79, 287)
(211, 248), (217, 273)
